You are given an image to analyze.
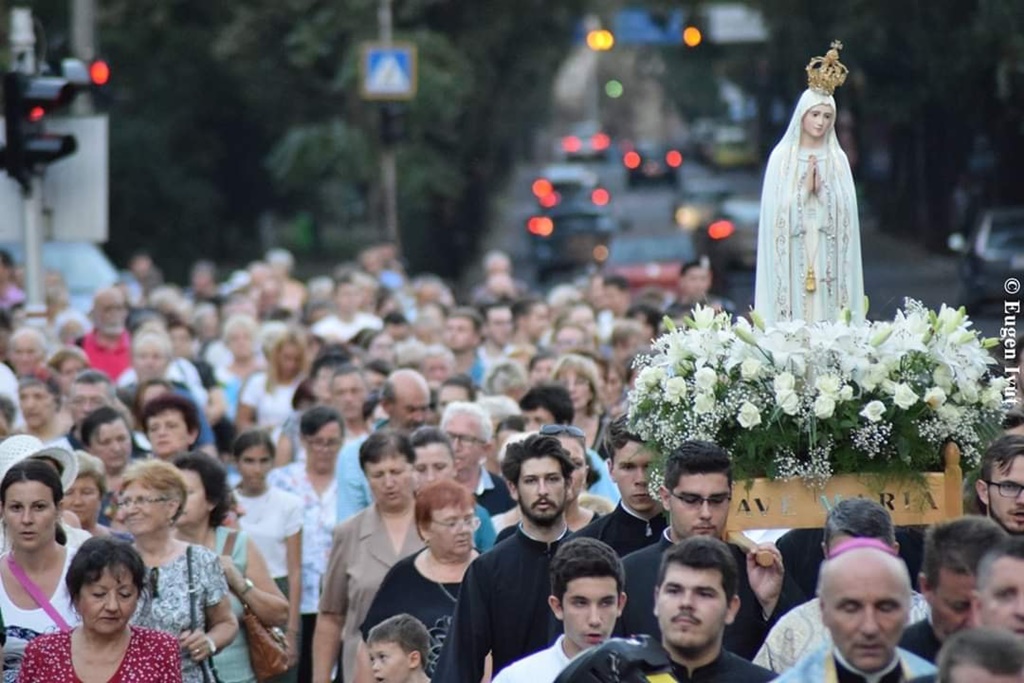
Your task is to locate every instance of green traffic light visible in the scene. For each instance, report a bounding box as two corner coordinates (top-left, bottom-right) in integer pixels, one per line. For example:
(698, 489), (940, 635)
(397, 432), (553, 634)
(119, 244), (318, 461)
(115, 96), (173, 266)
(605, 80), (623, 98)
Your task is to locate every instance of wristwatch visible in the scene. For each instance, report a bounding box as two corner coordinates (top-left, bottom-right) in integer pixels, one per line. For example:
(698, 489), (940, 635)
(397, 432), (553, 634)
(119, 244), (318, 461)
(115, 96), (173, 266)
(205, 635), (217, 656)
(240, 578), (254, 596)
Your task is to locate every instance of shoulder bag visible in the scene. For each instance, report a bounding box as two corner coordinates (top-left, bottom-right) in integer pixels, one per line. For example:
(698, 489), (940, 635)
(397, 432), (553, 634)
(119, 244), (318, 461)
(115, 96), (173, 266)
(221, 531), (290, 681)
(187, 544), (223, 683)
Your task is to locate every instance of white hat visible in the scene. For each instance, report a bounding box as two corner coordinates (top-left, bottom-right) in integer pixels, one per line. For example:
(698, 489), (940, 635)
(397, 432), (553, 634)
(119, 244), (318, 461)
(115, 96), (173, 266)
(0, 435), (79, 493)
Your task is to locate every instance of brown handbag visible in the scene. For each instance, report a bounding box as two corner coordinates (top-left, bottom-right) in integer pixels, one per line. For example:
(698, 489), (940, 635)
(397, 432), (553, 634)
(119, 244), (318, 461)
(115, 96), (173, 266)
(222, 531), (291, 681)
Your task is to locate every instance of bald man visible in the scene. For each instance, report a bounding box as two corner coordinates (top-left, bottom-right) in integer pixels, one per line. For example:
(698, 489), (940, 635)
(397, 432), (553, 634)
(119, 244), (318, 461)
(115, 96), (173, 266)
(335, 369), (431, 522)
(775, 539), (936, 682)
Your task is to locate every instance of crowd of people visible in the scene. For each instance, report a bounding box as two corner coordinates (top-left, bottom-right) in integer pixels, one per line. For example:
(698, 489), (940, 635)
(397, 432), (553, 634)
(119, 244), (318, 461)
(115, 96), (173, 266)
(0, 241), (1017, 683)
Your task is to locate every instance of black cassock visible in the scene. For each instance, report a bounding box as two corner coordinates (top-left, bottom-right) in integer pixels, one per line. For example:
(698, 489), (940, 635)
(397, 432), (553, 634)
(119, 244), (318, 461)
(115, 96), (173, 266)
(432, 526), (566, 683)
(617, 532), (804, 660)
(570, 502), (668, 557)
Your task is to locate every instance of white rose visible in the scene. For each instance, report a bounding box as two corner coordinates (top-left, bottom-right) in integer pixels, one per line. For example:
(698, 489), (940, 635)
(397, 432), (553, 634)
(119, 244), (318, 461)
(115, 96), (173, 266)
(740, 358), (763, 380)
(737, 401), (762, 428)
(933, 364), (954, 391)
(838, 385), (854, 401)
(892, 383), (919, 410)
(860, 400), (886, 423)
(665, 376), (688, 403)
(957, 382), (980, 404)
(815, 374), (842, 398)
(923, 387), (947, 410)
(638, 367), (665, 392)
(777, 390), (800, 416)
(694, 367), (718, 392)
(774, 372), (796, 394)
(694, 392), (716, 415)
(814, 395), (836, 419)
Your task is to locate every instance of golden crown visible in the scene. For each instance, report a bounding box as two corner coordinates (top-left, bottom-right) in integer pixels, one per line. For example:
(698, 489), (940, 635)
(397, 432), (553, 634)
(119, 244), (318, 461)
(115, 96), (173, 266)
(805, 40), (849, 95)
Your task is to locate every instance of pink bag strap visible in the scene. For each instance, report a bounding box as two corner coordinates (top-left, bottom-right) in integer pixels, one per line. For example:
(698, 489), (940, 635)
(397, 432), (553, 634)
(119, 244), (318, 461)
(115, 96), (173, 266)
(6, 554), (71, 631)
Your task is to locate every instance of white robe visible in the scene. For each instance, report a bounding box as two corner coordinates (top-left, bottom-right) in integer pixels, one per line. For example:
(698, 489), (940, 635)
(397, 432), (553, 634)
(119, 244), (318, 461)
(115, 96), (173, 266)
(755, 89), (865, 324)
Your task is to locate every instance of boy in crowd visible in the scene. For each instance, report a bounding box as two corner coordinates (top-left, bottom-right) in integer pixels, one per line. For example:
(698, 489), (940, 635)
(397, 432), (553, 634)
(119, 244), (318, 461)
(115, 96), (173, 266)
(366, 614), (431, 683)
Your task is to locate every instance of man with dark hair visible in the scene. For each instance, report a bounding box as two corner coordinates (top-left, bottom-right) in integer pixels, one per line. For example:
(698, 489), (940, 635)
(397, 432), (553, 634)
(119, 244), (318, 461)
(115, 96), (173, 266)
(512, 297), (551, 347)
(433, 433), (576, 682)
(972, 537), (1024, 635)
(493, 538), (626, 682)
(66, 369), (119, 449)
(366, 614), (431, 683)
(480, 301), (514, 371)
(900, 516), (1008, 662)
(619, 441), (801, 660)
(654, 537), (775, 681)
(519, 383), (575, 430)
(932, 627), (1024, 682)
(311, 271), (383, 343)
(572, 415), (667, 556)
(445, 306), (486, 384)
(756, 498), (930, 672)
(975, 434), (1024, 534)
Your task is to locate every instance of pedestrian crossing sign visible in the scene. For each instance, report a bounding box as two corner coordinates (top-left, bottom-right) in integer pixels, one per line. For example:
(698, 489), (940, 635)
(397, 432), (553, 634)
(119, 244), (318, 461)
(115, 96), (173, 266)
(361, 43), (417, 100)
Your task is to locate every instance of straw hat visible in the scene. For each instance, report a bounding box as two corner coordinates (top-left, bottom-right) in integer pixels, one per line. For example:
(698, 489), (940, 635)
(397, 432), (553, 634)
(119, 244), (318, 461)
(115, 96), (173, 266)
(0, 435), (80, 493)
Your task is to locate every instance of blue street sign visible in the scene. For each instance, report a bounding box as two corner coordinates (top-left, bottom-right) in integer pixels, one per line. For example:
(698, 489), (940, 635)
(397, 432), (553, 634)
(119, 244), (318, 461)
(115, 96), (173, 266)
(360, 43), (418, 100)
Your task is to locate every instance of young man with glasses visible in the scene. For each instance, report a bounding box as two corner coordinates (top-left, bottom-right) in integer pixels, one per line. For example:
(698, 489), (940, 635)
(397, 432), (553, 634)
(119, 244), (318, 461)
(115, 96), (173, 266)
(618, 440), (802, 660)
(975, 434), (1024, 535)
(432, 433), (576, 683)
(573, 415), (667, 557)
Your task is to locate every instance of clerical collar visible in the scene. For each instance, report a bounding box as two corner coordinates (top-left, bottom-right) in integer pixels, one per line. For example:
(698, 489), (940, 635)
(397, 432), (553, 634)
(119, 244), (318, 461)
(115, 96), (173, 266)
(833, 648), (901, 683)
(517, 522), (569, 548)
(619, 502), (659, 536)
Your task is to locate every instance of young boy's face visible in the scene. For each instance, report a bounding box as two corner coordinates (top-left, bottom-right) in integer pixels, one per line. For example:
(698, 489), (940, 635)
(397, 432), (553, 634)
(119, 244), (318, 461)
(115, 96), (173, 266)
(368, 640), (420, 683)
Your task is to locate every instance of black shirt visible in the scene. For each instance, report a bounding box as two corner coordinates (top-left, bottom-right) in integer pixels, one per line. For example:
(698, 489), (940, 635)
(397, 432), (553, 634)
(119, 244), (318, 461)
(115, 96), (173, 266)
(432, 526), (566, 683)
(571, 502), (668, 557)
(899, 619), (942, 664)
(670, 650), (776, 682)
(477, 471), (517, 516)
(495, 510), (603, 545)
(618, 533), (803, 660)
(359, 549), (460, 677)
(836, 656), (906, 683)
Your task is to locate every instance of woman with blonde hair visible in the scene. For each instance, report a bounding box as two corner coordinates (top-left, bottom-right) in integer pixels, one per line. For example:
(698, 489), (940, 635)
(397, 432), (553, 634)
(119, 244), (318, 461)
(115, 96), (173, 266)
(216, 313), (264, 422)
(119, 459), (238, 683)
(551, 353), (607, 454)
(236, 327), (307, 431)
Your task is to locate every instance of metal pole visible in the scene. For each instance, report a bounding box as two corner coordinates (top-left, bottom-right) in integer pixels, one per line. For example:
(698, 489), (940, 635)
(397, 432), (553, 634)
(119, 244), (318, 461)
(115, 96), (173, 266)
(10, 8), (47, 324)
(70, 0), (96, 115)
(378, 0), (401, 254)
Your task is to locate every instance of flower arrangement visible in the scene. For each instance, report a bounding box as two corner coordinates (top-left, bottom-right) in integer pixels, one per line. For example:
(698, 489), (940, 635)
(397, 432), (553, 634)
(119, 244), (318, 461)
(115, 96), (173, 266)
(627, 300), (1009, 486)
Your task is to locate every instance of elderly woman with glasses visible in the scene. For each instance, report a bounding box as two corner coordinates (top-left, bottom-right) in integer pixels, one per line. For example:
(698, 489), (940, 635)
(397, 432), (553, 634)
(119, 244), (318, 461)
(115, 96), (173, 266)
(119, 459), (238, 683)
(353, 479), (481, 682)
(311, 430), (424, 683)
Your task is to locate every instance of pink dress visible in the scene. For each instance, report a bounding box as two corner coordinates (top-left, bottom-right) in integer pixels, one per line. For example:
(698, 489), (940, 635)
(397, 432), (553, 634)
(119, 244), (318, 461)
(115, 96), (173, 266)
(17, 626), (182, 682)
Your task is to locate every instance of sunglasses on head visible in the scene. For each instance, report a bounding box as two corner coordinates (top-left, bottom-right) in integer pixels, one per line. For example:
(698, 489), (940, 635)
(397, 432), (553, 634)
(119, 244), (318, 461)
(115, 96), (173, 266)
(539, 424), (585, 439)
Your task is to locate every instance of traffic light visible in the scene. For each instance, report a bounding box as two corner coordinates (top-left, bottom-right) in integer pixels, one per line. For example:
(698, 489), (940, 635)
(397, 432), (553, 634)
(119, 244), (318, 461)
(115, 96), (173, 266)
(3, 72), (78, 190)
(682, 25), (703, 48)
(586, 30), (615, 51)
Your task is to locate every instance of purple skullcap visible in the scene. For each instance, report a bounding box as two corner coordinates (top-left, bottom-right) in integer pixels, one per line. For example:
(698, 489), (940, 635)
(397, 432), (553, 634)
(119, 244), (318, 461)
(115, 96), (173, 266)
(828, 537), (898, 560)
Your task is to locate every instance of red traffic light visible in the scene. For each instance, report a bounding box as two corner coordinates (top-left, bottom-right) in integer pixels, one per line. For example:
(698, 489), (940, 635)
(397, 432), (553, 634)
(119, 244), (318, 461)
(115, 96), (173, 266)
(28, 106), (45, 122)
(89, 60), (111, 86)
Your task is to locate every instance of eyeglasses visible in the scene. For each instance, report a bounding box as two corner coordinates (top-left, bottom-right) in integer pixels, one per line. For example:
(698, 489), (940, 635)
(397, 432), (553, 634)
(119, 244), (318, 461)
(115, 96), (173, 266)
(444, 432), (485, 448)
(539, 424), (585, 439)
(985, 480), (1024, 499)
(118, 495), (170, 510)
(306, 438), (343, 451)
(669, 491), (731, 508)
(432, 516), (481, 532)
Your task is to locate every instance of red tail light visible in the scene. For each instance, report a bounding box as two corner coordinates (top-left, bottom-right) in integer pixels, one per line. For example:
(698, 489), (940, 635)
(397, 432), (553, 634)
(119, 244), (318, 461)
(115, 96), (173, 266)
(665, 150), (683, 168)
(708, 220), (735, 240)
(591, 133), (610, 150)
(623, 151), (641, 169)
(539, 192), (560, 208)
(591, 188), (610, 206)
(562, 136), (582, 153)
(527, 216), (554, 237)
(531, 178), (553, 198)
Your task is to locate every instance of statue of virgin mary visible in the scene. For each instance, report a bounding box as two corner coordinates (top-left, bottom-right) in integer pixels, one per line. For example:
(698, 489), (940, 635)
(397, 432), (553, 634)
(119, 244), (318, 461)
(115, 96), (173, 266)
(754, 41), (864, 324)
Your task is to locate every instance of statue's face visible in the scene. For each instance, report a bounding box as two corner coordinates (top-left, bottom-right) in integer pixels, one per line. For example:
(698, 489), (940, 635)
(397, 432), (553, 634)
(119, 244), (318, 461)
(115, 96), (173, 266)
(801, 104), (835, 141)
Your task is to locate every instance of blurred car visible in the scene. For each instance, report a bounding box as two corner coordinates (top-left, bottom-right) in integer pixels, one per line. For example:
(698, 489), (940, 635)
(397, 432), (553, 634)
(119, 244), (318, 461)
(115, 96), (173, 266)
(604, 231), (697, 292)
(531, 164), (611, 213)
(559, 121), (612, 162)
(0, 241), (119, 313)
(527, 209), (618, 283)
(948, 206), (1024, 312)
(622, 141), (684, 187)
(708, 124), (759, 170)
